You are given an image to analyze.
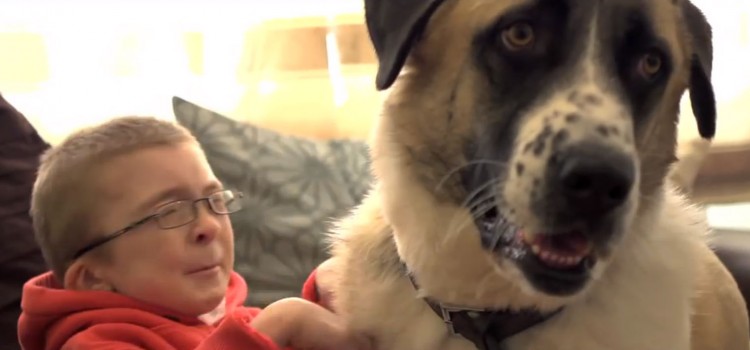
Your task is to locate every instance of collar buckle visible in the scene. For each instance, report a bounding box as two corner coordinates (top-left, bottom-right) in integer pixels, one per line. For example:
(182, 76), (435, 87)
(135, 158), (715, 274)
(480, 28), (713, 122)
(439, 303), (487, 335)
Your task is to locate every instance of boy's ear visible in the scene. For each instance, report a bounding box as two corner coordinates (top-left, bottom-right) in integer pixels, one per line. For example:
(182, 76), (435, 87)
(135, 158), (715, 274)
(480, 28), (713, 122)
(64, 260), (114, 291)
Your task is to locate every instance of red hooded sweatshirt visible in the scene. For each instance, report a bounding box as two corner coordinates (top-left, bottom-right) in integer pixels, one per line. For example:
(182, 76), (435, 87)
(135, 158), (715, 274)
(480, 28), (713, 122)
(17, 270), (321, 350)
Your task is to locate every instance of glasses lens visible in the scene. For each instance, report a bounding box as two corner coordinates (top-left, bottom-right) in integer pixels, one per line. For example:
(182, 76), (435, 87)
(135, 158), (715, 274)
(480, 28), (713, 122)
(156, 201), (195, 229)
(209, 190), (242, 214)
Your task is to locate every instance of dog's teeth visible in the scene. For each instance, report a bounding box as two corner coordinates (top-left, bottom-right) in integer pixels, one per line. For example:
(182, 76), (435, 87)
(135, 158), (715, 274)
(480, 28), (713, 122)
(543, 254), (583, 267)
(535, 248), (588, 268)
(547, 254), (566, 266)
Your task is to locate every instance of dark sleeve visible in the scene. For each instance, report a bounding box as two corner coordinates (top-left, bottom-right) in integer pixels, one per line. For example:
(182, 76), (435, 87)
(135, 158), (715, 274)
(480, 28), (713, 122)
(0, 93), (49, 350)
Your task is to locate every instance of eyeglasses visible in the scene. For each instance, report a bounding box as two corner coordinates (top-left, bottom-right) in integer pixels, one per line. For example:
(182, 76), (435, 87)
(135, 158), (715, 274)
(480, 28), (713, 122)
(72, 189), (243, 259)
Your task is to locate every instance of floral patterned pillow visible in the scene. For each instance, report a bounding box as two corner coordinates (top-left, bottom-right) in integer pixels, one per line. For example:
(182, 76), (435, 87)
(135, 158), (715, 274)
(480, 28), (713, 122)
(172, 97), (372, 307)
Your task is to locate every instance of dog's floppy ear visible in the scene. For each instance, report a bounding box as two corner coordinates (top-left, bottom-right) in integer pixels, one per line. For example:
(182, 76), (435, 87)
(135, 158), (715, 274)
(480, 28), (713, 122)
(682, 0), (716, 139)
(365, 0), (446, 90)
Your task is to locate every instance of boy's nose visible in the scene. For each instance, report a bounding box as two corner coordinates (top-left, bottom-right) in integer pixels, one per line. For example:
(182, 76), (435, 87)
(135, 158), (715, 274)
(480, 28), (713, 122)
(190, 203), (220, 244)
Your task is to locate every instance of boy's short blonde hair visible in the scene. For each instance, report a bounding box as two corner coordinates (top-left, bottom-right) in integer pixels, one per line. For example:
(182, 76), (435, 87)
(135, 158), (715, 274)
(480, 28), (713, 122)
(31, 116), (198, 282)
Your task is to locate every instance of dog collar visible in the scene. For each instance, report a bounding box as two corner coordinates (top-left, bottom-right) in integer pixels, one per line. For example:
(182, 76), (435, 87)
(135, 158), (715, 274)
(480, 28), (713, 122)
(406, 272), (563, 350)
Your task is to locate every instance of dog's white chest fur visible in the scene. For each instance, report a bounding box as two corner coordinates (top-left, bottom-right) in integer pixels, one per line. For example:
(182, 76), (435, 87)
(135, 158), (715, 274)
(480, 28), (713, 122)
(383, 285), (692, 350)
(332, 190), (700, 350)
(376, 235), (693, 350)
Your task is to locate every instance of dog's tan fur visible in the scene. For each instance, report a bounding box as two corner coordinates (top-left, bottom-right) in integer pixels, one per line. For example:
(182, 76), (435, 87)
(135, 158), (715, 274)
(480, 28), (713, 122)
(327, 0), (749, 349)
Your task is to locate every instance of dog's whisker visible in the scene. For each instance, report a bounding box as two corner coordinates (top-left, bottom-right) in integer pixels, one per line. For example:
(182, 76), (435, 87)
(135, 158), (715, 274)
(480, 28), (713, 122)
(465, 194), (497, 216)
(441, 199), (500, 250)
(443, 196), (491, 247)
(468, 200), (497, 221)
(434, 159), (506, 192)
(443, 198), (498, 247)
(443, 212), (477, 247)
(461, 177), (502, 209)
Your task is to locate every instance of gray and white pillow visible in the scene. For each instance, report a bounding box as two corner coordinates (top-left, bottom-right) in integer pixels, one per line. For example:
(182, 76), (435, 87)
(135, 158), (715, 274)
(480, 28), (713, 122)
(172, 96), (373, 307)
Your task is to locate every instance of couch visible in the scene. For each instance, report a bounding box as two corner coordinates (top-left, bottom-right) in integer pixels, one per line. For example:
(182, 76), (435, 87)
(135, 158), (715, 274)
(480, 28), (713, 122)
(712, 228), (750, 318)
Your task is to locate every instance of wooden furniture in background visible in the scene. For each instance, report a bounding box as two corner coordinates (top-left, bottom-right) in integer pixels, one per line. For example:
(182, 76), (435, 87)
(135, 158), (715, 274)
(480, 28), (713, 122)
(233, 15), (381, 140)
(694, 144), (750, 204)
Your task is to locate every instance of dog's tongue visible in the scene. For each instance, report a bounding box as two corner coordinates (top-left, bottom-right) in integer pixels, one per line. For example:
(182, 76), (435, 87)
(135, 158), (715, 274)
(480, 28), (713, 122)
(529, 231), (591, 256)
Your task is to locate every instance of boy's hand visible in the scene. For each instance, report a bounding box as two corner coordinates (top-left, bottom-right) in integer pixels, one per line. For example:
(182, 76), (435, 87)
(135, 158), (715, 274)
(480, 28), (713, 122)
(314, 258), (340, 311)
(251, 297), (373, 350)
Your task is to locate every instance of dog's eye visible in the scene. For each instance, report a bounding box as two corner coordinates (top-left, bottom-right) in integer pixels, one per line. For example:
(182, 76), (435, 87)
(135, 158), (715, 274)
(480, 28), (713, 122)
(501, 22), (535, 50)
(637, 51), (663, 79)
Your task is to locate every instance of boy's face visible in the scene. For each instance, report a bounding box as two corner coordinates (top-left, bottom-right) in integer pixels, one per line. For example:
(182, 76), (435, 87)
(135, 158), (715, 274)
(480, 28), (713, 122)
(86, 142), (234, 316)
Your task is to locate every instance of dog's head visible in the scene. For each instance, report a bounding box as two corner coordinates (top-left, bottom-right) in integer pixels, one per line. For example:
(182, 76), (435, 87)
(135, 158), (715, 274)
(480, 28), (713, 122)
(367, 0), (714, 301)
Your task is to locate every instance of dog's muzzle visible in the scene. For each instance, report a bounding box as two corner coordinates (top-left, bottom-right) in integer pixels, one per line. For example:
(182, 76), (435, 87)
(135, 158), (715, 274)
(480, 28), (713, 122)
(469, 142), (636, 296)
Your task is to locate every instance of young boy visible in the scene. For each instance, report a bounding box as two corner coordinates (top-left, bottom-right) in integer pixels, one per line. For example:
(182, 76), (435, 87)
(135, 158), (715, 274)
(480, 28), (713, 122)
(17, 116), (368, 350)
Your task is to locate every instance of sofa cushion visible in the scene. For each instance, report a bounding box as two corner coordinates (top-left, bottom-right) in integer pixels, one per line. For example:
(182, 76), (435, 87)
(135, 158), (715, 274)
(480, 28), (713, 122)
(172, 96), (372, 307)
(711, 228), (750, 333)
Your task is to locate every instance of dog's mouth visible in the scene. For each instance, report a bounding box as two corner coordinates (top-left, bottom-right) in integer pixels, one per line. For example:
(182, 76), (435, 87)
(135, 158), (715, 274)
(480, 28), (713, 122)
(477, 200), (596, 296)
(521, 230), (594, 269)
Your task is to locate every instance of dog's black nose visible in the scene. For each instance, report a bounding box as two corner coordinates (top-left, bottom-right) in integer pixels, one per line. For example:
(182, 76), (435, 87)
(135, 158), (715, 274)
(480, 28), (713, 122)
(556, 146), (635, 215)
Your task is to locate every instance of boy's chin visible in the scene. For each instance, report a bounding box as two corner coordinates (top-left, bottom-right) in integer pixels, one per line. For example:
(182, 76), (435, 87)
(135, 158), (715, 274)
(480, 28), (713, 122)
(182, 268), (231, 314)
(173, 280), (229, 317)
(197, 296), (227, 317)
(180, 293), (227, 317)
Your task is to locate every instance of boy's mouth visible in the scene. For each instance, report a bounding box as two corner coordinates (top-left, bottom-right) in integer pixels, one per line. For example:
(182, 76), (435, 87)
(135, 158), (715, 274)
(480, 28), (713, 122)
(186, 263), (221, 275)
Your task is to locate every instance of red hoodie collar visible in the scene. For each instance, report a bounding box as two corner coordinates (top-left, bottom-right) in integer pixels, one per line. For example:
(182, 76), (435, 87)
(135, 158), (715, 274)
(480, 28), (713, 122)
(20, 271), (248, 326)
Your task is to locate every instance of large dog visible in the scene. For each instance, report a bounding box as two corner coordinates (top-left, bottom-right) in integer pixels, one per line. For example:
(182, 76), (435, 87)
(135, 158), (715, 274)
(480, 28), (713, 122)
(326, 0), (750, 349)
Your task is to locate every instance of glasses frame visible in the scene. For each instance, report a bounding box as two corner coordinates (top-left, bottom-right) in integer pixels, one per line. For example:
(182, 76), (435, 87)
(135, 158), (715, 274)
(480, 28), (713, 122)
(71, 189), (243, 259)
